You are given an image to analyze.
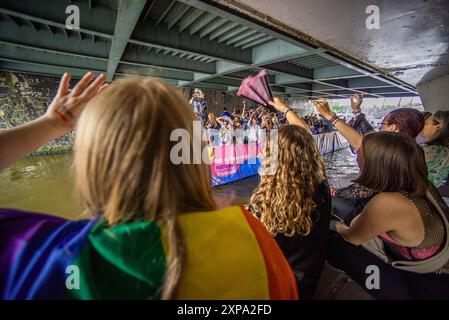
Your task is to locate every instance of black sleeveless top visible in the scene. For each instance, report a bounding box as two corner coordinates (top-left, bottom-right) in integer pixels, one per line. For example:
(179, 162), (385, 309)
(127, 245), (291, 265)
(274, 180), (331, 299)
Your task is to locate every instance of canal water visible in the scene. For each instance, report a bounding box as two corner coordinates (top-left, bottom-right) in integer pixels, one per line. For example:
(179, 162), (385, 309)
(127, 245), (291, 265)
(0, 149), (358, 220)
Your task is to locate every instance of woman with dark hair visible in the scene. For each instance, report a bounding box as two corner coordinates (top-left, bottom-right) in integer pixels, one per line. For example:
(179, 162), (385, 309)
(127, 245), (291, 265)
(248, 98), (331, 300)
(329, 132), (449, 299)
(313, 99), (432, 223)
(377, 108), (425, 137)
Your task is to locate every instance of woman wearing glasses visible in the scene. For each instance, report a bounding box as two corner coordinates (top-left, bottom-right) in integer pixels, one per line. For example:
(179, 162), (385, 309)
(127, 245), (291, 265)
(313, 98), (426, 223)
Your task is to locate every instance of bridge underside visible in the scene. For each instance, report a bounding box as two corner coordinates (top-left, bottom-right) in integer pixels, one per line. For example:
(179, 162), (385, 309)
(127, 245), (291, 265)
(0, 0), (425, 100)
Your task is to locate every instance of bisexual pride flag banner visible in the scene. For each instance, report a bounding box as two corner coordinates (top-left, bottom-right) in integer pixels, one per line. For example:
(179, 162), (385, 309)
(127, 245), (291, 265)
(210, 143), (264, 186)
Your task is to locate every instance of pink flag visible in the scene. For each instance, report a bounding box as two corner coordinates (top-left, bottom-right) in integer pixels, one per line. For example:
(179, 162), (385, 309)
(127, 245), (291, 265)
(237, 70), (274, 111)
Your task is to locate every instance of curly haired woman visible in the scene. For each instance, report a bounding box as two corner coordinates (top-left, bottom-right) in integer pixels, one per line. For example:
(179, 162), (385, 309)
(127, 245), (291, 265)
(248, 98), (331, 300)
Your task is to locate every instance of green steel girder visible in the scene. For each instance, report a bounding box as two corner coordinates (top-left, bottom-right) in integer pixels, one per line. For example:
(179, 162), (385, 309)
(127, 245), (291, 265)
(106, 0), (147, 81)
(0, 42), (107, 71)
(0, 58), (105, 78)
(121, 46), (216, 73)
(0, 0), (419, 98)
(0, 1), (116, 36)
(131, 20), (252, 64)
(116, 63), (194, 81)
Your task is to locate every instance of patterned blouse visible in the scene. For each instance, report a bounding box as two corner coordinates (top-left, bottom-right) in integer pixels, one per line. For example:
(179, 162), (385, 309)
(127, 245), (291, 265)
(423, 144), (449, 188)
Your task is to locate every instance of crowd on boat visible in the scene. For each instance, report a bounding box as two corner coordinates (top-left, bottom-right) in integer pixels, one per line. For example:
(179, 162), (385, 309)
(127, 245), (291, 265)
(190, 88), (336, 146)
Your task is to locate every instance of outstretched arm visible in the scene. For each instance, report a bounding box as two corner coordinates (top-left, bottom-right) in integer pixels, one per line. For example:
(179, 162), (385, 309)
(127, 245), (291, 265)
(349, 94), (375, 135)
(313, 99), (364, 150)
(268, 98), (310, 132)
(0, 72), (106, 172)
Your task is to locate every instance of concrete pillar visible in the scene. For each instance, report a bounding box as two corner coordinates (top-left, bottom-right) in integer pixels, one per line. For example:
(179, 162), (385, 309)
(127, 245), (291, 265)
(417, 73), (449, 112)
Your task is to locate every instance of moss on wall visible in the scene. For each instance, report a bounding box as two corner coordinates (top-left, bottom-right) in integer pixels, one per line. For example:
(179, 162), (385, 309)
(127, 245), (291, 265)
(0, 71), (75, 155)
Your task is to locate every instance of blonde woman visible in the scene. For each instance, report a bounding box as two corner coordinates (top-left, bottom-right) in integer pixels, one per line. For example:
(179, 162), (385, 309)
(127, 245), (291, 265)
(0, 75), (298, 300)
(248, 98), (331, 300)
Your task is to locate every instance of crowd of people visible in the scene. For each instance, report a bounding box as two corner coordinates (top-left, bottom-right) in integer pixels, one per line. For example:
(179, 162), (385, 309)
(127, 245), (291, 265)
(0, 72), (449, 300)
(190, 88), (336, 146)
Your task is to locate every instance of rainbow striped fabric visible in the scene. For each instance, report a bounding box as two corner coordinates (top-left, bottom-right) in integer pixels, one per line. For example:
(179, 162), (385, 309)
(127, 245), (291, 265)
(0, 206), (298, 300)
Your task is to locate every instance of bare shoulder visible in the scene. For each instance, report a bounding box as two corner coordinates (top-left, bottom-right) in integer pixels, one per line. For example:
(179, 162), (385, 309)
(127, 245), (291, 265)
(366, 192), (415, 217)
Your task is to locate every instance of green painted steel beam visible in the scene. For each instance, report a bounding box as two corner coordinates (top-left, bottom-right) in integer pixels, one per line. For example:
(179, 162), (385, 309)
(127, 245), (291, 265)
(177, 0), (313, 51)
(313, 65), (362, 80)
(115, 73), (181, 86)
(199, 17), (227, 39)
(131, 20), (252, 64)
(0, 42), (107, 71)
(0, 7), (251, 66)
(155, 0), (177, 26)
(178, 80), (227, 90)
(275, 74), (310, 85)
(218, 25), (247, 43)
(178, 8), (204, 32)
(189, 13), (216, 35)
(208, 21), (238, 41)
(233, 33), (266, 48)
(226, 29), (258, 46)
(0, 40), (217, 79)
(177, 0), (417, 95)
(0, 6), (116, 39)
(252, 40), (308, 65)
(0, 57), (105, 78)
(116, 63), (194, 81)
(347, 77), (396, 89)
(241, 36), (273, 50)
(106, 0), (147, 81)
(167, 4), (191, 30)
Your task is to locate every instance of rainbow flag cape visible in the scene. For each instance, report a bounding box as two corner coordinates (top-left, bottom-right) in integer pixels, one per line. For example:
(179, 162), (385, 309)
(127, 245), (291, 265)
(0, 206), (298, 300)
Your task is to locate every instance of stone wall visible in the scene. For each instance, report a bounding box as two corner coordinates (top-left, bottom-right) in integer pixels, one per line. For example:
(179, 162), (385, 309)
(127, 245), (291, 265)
(0, 71), (74, 155)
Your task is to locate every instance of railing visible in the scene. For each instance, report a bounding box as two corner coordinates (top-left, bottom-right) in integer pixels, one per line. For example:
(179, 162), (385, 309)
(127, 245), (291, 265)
(211, 131), (349, 186)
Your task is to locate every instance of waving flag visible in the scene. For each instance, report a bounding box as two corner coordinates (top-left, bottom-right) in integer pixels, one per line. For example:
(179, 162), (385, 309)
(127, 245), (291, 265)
(0, 208), (298, 300)
(237, 70), (274, 111)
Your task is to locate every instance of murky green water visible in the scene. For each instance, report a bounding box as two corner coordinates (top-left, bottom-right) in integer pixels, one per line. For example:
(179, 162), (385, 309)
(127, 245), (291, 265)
(0, 150), (358, 220)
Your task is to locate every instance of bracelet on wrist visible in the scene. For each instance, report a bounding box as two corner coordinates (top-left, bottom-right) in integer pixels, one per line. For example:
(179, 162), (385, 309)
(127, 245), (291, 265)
(332, 117), (341, 125)
(282, 106), (292, 113)
(328, 113), (338, 123)
(285, 109), (293, 117)
(54, 109), (69, 124)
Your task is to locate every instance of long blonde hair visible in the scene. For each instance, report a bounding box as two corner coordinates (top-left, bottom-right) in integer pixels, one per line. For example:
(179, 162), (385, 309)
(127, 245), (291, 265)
(249, 125), (326, 237)
(74, 77), (216, 299)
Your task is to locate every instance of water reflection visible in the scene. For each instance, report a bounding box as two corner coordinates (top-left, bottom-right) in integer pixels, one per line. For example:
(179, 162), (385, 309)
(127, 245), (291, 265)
(0, 149), (358, 219)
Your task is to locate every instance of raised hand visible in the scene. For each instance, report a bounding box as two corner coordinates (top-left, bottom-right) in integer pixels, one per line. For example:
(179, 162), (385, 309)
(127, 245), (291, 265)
(350, 94), (363, 112)
(0, 72), (107, 172)
(45, 72), (106, 129)
(268, 97), (288, 112)
(311, 98), (334, 120)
